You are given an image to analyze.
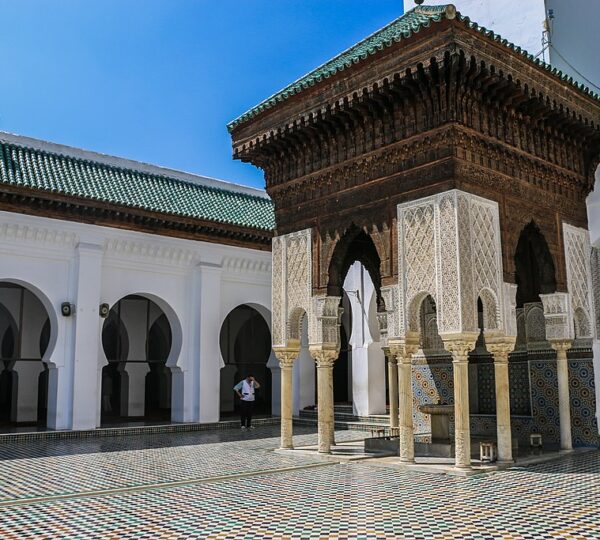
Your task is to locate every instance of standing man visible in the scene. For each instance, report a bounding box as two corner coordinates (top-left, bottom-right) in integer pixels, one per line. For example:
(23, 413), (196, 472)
(233, 375), (261, 429)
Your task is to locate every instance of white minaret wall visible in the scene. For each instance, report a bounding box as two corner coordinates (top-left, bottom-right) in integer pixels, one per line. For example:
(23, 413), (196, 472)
(403, 0), (547, 56)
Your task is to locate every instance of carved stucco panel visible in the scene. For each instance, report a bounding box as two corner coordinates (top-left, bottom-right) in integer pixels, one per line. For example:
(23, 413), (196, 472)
(563, 224), (594, 339)
(285, 229), (313, 341)
(271, 228), (312, 347)
(381, 284), (403, 340)
(435, 192), (462, 333)
(403, 202), (436, 303)
(592, 247), (600, 339)
(469, 195), (505, 332)
(271, 236), (285, 346)
(399, 199), (437, 333)
(397, 190), (507, 338)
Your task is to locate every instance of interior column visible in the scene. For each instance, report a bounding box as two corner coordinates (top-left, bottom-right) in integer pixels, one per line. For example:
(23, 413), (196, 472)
(445, 338), (476, 470)
(552, 340), (573, 451)
(275, 350), (298, 450)
(393, 343), (417, 463)
(488, 339), (515, 463)
(311, 348), (337, 454)
(386, 350), (399, 430)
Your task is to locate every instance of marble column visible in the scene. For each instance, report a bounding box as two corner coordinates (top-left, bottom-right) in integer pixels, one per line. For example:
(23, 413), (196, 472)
(386, 350), (399, 430)
(391, 342), (418, 463)
(445, 338), (476, 470)
(488, 339), (515, 463)
(551, 340), (573, 451)
(274, 350), (298, 450)
(311, 348), (337, 454)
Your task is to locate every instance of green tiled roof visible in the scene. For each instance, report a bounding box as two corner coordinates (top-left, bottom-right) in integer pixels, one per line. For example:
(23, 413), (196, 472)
(228, 4), (599, 132)
(0, 139), (275, 232)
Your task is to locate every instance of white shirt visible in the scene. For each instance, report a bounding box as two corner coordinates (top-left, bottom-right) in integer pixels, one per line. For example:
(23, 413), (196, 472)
(240, 380), (255, 402)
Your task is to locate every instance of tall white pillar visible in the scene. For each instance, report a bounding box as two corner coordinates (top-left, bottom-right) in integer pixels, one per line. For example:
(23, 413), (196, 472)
(196, 261), (223, 423)
(11, 362), (45, 423)
(344, 262), (386, 416)
(124, 362), (150, 417)
(71, 243), (104, 431)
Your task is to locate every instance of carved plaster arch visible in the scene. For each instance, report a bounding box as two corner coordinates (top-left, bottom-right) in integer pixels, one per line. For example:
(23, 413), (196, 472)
(574, 307), (591, 339)
(287, 307), (308, 344)
(478, 288), (501, 331)
(407, 291), (437, 334)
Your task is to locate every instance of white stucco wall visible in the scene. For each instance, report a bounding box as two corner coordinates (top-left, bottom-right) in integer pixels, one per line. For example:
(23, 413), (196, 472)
(0, 210), (273, 430)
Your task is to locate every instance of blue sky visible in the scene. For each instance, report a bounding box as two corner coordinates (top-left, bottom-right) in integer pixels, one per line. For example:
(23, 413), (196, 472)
(0, 1), (404, 189)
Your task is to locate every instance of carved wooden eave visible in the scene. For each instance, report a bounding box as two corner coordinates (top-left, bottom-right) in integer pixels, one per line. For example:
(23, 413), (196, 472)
(230, 15), (600, 198)
(0, 184), (272, 251)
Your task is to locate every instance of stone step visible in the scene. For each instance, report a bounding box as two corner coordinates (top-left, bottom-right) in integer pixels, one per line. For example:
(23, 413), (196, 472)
(298, 408), (391, 427)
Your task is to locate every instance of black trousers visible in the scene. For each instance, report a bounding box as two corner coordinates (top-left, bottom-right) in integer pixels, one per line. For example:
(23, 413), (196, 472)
(240, 400), (254, 427)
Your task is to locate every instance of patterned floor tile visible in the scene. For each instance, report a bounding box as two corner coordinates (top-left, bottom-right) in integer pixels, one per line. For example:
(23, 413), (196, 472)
(0, 425), (598, 539)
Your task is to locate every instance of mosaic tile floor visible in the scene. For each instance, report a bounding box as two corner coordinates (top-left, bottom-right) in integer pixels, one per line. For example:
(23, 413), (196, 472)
(0, 425), (599, 539)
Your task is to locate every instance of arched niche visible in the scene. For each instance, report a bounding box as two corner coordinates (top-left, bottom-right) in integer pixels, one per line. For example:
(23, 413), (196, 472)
(333, 229), (385, 416)
(219, 304), (273, 418)
(514, 221), (557, 307)
(0, 282), (52, 426)
(100, 294), (179, 424)
(327, 225), (383, 308)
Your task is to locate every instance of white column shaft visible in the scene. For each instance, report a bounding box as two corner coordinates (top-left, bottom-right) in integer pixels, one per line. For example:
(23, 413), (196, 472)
(388, 358), (399, 429)
(453, 358), (471, 469)
(494, 359), (513, 462)
(398, 359), (414, 462)
(317, 364), (334, 454)
(557, 349), (573, 451)
(280, 364), (294, 449)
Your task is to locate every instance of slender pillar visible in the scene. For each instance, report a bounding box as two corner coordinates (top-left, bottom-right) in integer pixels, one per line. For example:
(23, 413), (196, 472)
(551, 340), (573, 451)
(275, 350), (298, 450)
(311, 348), (337, 454)
(445, 338), (476, 470)
(386, 351), (399, 429)
(488, 340), (514, 463)
(392, 343), (417, 463)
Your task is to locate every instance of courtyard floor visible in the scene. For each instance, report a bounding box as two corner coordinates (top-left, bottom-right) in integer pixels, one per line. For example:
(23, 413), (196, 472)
(0, 425), (599, 539)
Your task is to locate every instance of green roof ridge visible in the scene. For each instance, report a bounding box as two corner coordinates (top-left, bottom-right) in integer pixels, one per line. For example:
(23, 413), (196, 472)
(0, 138), (275, 232)
(228, 4), (599, 132)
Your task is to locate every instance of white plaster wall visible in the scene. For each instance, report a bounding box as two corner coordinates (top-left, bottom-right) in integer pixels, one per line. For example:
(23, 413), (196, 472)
(0, 210), (272, 430)
(403, 0), (547, 56)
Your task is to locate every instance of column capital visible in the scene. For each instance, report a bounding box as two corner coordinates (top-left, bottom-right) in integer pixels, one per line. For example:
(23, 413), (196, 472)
(309, 346), (338, 368)
(273, 348), (299, 369)
(385, 350), (398, 365)
(442, 333), (478, 362)
(549, 340), (573, 355)
(487, 336), (516, 364)
(388, 338), (419, 364)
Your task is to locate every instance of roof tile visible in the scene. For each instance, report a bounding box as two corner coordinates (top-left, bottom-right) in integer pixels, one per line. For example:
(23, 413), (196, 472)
(228, 4), (599, 131)
(0, 141), (275, 232)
